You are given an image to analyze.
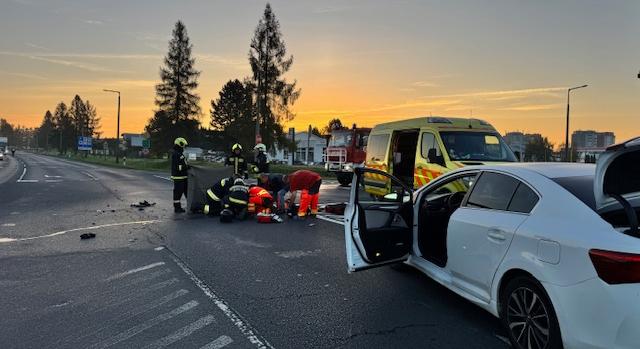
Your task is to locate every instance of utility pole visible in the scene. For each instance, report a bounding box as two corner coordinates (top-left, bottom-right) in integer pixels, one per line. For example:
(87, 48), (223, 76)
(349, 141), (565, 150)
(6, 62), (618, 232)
(103, 89), (121, 163)
(307, 125), (311, 165)
(565, 84), (588, 162)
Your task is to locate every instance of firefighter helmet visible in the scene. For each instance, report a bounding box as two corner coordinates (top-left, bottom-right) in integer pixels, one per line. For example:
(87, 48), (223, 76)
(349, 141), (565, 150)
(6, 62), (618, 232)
(254, 143), (266, 152)
(234, 178), (245, 186)
(231, 143), (242, 151)
(174, 137), (188, 148)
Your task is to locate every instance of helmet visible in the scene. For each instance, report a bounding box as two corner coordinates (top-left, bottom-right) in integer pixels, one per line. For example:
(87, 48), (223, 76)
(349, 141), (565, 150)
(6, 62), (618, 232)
(234, 178), (245, 186)
(231, 143), (242, 151)
(254, 143), (266, 152)
(174, 137), (188, 148)
(220, 209), (234, 223)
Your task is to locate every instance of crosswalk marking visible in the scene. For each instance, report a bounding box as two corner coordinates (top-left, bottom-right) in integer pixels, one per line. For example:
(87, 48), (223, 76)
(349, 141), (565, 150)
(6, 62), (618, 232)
(200, 335), (234, 349)
(106, 262), (166, 281)
(142, 315), (216, 349)
(88, 300), (199, 349)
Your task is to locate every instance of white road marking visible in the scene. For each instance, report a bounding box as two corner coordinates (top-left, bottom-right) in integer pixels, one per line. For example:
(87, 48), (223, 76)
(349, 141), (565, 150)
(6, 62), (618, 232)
(45, 179), (63, 183)
(17, 179), (39, 183)
(106, 262), (166, 281)
(317, 215), (344, 226)
(88, 300), (199, 349)
(0, 219), (162, 243)
(153, 175), (171, 181)
(82, 171), (98, 180)
(200, 335), (234, 349)
(44, 174), (62, 178)
(154, 246), (165, 251)
(168, 253), (274, 349)
(17, 165), (26, 182)
(142, 315), (216, 349)
(1, 223), (16, 227)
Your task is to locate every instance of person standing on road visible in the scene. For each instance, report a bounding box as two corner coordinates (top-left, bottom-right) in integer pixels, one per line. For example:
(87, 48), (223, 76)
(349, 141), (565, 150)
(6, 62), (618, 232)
(225, 143), (247, 178)
(254, 143), (269, 174)
(11, 148), (15, 157)
(171, 137), (189, 213)
(283, 170), (322, 219)
(258, 173), (287, 212)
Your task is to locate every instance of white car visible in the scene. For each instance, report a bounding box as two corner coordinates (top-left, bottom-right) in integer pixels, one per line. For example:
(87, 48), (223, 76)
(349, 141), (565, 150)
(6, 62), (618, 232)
(344, 137), (640, 349)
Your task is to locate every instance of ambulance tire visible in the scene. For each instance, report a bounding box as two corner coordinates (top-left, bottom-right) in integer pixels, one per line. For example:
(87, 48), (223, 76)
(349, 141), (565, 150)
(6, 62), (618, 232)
(336, 172), (353, 187)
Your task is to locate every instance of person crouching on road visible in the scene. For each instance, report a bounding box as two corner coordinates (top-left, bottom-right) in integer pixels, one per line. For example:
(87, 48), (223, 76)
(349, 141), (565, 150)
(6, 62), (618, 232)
(258, 173), (287, 213)
(248, 186), (275, 215)
(283, 170), (322, 219)
(220, 178), (249, 222)
(171, 137), (189, 213)
(225, 143), (247, 178)
(203, 177), (234, 216)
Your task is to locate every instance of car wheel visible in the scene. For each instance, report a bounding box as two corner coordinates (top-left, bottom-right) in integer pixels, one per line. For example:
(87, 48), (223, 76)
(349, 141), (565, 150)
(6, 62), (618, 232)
(500, 276), (563, 349)
(336, 173), (353, 186)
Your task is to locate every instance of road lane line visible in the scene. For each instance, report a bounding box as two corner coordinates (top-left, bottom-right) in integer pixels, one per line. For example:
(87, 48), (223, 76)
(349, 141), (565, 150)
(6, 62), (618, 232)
(83, 171), (98, 180)
(142, 315), (216, 349)
(45, 179), (63, 183)
(200, 335), (234, 349)
(0, 220), (162, 243)
(168, 253), (274, 349)
(106, 262), (166, 281)
(153, 175), (171, 181)
(317, 215), (344, 226)
(88, 300), (199, 349)
(17, 165), (26, 181)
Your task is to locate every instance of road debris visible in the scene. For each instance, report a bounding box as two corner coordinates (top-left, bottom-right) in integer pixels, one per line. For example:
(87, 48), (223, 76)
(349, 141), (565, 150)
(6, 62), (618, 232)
(80, 233), (96, 240)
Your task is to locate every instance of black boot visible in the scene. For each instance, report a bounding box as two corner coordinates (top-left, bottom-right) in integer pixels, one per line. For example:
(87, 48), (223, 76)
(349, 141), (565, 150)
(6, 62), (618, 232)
(174, 203), (186, 213)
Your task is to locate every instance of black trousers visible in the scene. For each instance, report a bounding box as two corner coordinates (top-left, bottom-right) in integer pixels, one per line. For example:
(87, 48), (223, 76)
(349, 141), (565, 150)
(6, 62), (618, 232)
(173, 179), (188, 206)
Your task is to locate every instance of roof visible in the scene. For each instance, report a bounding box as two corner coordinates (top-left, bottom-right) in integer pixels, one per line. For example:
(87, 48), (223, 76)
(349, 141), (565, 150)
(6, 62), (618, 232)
(371, 116), (497, 132)
(480, 162), (596, 179)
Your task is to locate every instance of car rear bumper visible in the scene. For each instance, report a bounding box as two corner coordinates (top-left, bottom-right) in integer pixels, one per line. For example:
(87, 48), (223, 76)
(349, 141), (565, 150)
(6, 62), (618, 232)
(545, 278), (640, 349)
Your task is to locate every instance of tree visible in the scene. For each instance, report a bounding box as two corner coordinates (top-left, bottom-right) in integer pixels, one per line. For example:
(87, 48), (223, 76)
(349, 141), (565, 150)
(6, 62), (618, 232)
(149, 21), (201, 155)
(310, 126), (323, 138)
(36, 110), (55, 150)
(52, 102), (74, 153)
(85, 100), (101, 138)
(210, 79), (256, 151)
(155, 21), (201, 121)
(249, 3), (300, 149)
(322, 118), (347, 134)
(0, 118), (15, 142)
(69, 95), (88, 150)
(524, 136), (554, 162)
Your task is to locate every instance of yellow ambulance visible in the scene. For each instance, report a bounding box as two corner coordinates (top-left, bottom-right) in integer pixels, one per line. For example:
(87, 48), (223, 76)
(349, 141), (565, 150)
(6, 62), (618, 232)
(364, 117), (517, 194)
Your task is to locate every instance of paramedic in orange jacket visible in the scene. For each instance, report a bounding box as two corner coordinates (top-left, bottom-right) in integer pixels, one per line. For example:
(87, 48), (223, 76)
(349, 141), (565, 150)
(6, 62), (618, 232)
(283, 170), (322, 218)
(248, 186), (274, 215)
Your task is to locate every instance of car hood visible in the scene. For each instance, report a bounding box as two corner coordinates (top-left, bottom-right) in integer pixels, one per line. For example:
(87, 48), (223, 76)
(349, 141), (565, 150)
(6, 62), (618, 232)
(594, 137), (640, 212)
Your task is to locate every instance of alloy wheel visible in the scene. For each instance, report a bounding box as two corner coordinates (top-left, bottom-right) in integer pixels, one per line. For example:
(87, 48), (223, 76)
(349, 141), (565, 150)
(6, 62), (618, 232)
(506, 286), (551, 349)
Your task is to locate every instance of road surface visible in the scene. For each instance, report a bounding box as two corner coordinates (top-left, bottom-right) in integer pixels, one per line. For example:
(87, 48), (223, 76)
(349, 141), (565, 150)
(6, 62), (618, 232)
(0, 152), (508, 348)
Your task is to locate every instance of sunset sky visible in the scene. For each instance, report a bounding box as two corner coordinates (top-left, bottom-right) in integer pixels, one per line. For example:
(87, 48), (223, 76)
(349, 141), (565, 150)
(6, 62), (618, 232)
(1, 0), (639, 145)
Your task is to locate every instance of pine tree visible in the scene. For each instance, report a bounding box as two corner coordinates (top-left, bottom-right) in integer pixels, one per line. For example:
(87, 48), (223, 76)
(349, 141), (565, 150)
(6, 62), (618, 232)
(155, 20), (201, 121)
(69, 95), (88, 146)
(249, 3), (300, 148)
(85, 100), (101, 138)
(36, 110), (55, 150)
(52, 102), (73, 153)
(210, 79), (256, 150)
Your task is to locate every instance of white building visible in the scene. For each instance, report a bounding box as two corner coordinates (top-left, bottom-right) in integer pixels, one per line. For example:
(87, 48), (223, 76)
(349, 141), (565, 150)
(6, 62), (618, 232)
(272, 131), (327, 165)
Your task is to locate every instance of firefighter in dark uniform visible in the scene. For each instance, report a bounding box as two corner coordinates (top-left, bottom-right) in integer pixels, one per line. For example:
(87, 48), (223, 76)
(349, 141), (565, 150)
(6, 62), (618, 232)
(254, 143), (269, 174)
(171, 137), (189, 213)
(220, 178), (249, 222)
(203, 177), (234, 216)
(225, 143), (247, 178)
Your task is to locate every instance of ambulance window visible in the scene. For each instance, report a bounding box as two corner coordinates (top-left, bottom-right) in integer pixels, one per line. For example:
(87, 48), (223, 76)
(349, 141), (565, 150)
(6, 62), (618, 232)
(368, 134), (390, 161)
(421, 133), (443, 164)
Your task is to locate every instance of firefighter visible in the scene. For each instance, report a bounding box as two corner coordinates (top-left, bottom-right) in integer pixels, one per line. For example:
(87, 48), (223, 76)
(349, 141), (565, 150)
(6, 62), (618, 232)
(254, 143), (269, 174)
(283, 170), (322, 219)
(203, 177), (234, 216)
(221, 178), (249, 221)
(258, 173), (287, 212)
(225, 143), (247, 178)
(171, 137), (189, 213)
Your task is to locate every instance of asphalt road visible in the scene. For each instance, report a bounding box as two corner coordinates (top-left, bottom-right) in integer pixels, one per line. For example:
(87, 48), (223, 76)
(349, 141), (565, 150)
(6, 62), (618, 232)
(0, 152), (508, 349)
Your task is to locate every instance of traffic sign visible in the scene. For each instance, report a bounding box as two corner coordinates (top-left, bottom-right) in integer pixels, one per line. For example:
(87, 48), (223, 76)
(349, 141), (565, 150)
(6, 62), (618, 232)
(77, 136), (92, 151)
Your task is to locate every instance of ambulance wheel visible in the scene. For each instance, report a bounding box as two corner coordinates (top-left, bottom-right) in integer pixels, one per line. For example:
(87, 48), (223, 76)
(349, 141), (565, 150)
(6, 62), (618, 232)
(337, 173), (353, 187)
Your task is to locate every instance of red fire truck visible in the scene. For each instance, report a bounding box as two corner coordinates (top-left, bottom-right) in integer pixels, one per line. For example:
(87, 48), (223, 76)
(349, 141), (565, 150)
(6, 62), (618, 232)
(324, 126), (371, 186)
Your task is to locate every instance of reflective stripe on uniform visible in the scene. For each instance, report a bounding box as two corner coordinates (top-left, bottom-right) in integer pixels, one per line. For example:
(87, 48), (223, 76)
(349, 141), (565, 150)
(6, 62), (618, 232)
(178, 165), (182, 171)
(173, 200), (181, 203)
(171, 176), (188, 180)
(207, 189), (220, 201)
(229, 197), (247, 205)
(204, 205), (210, 214)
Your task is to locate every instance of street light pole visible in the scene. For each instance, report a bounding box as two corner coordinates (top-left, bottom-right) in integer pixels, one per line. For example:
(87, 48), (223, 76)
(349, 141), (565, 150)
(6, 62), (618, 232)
(565, 84), (588, 162)
(103, 89), (121, 164)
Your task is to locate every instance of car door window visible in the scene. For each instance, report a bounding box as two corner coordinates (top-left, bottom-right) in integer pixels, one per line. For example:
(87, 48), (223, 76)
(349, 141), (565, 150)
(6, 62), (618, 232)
(507, 183), (539, 213)
(466, 172), (519, 210)
(421, 132), (444, 164)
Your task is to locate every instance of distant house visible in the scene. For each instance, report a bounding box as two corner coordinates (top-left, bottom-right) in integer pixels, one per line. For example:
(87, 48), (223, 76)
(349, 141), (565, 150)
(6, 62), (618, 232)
(572, 130), (615, 163)
(184, 147), (204, 160)
(503, 131), (543, 160)
(272, 131), (327, 165)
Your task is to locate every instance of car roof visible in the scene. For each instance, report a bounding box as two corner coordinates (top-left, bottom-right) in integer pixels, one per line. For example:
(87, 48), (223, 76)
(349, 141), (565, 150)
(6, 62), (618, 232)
(462, 162), (596, 179)
(371, 116), (497, 132)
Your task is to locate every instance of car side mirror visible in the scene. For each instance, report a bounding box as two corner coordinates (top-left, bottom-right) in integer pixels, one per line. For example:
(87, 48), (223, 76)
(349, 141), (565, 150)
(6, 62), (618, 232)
(428, 148), (445, 167)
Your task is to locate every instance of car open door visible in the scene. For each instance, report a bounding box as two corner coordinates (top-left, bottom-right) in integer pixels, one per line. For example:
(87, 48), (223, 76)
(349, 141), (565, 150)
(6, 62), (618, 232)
(594, 137), (640, 235)
(344, 167), (414, 272)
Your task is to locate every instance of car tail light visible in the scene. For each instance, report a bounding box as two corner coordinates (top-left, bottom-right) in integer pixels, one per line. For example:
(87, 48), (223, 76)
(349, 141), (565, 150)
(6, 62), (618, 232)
(589, 249), (640, 284)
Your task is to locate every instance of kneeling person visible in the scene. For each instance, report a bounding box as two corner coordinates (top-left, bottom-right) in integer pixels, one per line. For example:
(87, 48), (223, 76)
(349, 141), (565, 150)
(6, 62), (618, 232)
(220, 178), (249, 222)
(203, 177), (234, 216)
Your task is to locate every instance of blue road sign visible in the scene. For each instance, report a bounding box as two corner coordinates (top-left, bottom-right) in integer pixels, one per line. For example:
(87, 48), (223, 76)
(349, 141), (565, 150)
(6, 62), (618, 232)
(78, 136), (93, 151)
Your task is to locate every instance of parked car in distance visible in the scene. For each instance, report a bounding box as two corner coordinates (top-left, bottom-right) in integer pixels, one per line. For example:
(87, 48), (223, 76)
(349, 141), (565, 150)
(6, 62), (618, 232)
(344, 137), (640, 349)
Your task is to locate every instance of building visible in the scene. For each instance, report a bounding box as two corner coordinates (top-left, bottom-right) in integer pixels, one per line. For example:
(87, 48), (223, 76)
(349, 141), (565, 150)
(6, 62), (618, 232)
(503, 132), (543, 159)
(571, 130), (615, 163)
(272, 131), (327, 165)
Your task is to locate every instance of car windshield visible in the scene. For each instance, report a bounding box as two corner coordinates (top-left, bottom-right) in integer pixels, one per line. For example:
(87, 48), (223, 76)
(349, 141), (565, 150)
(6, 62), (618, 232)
(440, 131), (517, 162)
(329, 131), (353, 147)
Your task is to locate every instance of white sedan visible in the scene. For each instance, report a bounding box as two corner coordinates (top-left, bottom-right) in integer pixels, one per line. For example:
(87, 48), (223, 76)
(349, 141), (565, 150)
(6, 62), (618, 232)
(344, 137), (640, 349)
